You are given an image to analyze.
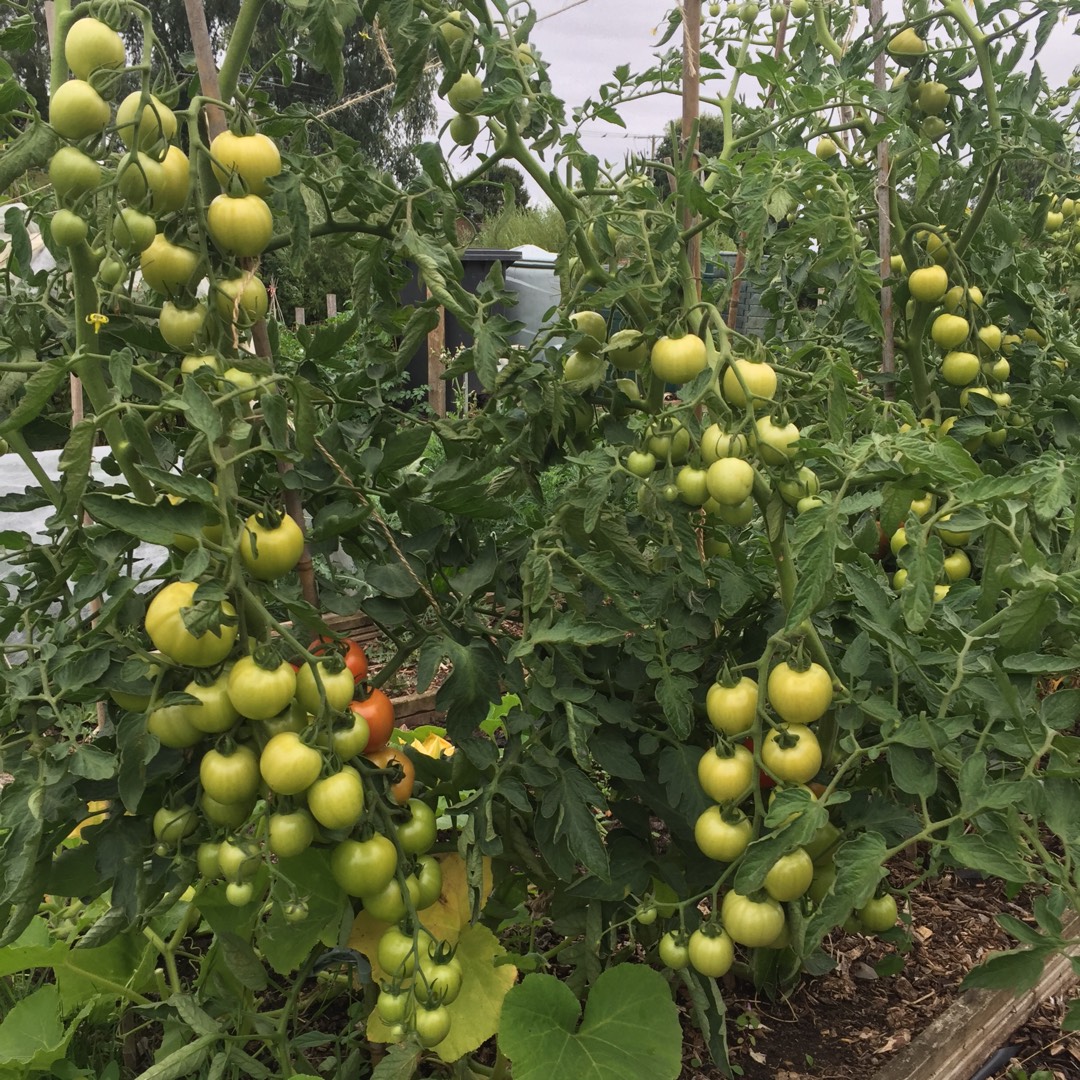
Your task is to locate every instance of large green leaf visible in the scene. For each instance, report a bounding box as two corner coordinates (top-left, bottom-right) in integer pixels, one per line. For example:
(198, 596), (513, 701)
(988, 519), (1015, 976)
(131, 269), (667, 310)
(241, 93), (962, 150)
(498, 966), (681, 1080)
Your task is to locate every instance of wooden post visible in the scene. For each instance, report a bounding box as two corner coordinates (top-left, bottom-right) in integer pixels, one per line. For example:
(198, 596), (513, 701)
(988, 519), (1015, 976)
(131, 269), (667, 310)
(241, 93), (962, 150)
(427, 296), (447, 417)
(871, 0), (895, 393)
(182, 0), (226, 138)
(326, 293), (337, 319)
(183, 0), (318, 609)
(681, 0), (701, 294)
(295, 307), (305, 327)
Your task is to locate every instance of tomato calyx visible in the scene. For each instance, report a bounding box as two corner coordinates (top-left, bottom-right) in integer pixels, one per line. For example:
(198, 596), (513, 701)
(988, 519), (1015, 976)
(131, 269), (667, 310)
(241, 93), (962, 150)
(310, 636), (369, 682)
(249, 641), (286, 671)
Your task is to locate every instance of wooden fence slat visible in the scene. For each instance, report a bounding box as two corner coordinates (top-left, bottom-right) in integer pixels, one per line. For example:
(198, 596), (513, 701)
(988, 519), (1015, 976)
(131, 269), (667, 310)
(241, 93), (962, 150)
(870, 911), (1080, 1080)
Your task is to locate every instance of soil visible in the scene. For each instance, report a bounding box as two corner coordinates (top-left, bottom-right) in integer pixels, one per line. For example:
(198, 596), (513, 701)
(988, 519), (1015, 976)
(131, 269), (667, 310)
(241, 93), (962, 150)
(677, 862), (1080, 1080)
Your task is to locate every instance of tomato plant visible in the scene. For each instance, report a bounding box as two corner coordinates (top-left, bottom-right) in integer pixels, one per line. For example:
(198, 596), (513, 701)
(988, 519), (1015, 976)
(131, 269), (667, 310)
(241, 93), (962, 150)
(8, 0), (1080, 1074)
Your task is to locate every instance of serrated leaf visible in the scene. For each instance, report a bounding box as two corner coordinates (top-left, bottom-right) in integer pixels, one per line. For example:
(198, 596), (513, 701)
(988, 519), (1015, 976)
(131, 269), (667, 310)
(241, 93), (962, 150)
(960, 947), (1049, 994)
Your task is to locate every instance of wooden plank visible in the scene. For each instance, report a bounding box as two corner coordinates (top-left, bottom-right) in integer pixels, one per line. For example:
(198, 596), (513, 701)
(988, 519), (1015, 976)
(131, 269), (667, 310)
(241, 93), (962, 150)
(870, 911), (1080, 1080)
(427, 293), (447, 417)
(326, 293), (338, 319)
(295, 307), (305, 326)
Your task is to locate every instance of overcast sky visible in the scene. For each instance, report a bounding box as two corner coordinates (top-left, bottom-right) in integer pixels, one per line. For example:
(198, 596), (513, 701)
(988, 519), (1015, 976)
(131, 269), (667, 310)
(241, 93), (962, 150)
(434, 0), (1080, 202)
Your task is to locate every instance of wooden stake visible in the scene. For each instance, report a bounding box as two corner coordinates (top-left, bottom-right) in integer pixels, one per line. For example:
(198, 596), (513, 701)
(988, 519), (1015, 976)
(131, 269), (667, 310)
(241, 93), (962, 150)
(182, 0), (319, 608)
(681, 0), (702, 294)
(870, 0), (895, 393)
(427, 293), (447, 418)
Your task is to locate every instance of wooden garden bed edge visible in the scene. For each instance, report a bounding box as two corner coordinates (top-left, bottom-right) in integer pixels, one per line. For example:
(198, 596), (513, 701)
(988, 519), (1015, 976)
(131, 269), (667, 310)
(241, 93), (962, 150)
(869, 910), (1080, 1080)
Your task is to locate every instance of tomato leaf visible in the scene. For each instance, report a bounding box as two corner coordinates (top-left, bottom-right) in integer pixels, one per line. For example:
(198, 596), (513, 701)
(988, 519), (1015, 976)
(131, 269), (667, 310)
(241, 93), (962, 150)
(889, 744), (937, 797)
(960, 947), (1049, 994)
(0, 360), (67, 435)
(370, 1044), (423, 1080)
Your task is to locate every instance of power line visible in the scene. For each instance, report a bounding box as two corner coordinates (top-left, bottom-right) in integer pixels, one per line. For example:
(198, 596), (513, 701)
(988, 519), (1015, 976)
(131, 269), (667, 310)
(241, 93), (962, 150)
(535, 0), (599, 23)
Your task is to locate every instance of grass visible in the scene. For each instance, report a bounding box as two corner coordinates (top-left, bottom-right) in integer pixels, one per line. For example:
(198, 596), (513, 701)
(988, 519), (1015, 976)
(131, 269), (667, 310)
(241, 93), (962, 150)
(469, 205), (567, 252)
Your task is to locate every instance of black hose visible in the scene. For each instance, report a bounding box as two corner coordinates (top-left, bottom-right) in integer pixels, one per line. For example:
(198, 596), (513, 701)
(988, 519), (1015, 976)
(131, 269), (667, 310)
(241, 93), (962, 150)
(968, 1045), (1020, 1080)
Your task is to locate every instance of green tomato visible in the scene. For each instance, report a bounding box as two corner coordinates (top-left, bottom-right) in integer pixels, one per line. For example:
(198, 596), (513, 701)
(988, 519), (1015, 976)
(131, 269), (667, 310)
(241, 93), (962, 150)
(227, 652), (297, 721)
(396, 799), (438, 855)
(658, 930), (690, 970)
(694, 806), (752, 862)
(330, 834), (398, 897)
(307, 766), (365, 830)
(721, 890), (786, 947)
(206, 193), (274, 258)
(199, 743), (260, 806)
(722, 358), (777, 409)
(687, 928), (735, 977)
(268, 810), (317, 858)
(763, 848), (814, 901)
(650, 334), (707, 383)
(50, 209), (88, 247)
(697, 744), (755, 803)
(152, 804), (198, 845)
(706, 677), (758, 737)
(182, 670), (241, 734)
(761, 724), (822, 784)
(259, 731), (323, 795)
(238, 513), (305, 581)
(858, 893), (899, 932)
(766, 661), (833, 725)
(295, 657), (355, 714)
(626, 450), (657, 477)
(49, 146), (102, 203)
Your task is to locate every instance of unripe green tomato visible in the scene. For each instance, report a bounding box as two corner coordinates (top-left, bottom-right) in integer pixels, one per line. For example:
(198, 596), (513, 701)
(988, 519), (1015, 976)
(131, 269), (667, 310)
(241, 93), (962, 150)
(447, 73), (483, 113)
(635, 902), (658, 926)
(225, 880), (255, 907)
(113, 207), (156, 252)
(449, 113), (480, 145)
(116, 91), (177, 150)
(49, 79), (110, 140)
(49, 146), (102, 203)
(676, 465), (710, 506)
(857, 893), (899, 932)
(64, 17), (125, 79)
(50, 209), (88, 248)
(152, 804), (198, 845)
(196, 841), (221, 879)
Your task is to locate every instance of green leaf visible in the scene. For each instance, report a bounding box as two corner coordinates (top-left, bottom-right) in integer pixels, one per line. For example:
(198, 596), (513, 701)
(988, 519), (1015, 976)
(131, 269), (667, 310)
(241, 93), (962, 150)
(435, 638), (504, 743)
(180, 378), (222, 441)
(0, 984), (85, 1074)
(499, 966), (682, 1080)
(370, 1045), (422, 1080)
(888, 744), (937, 796)
(56, 418), (97, 522)
(81, 493), (204, 547)
(786, 517), (837, 630)
(133, 1033), (217, 1080)
(0, 361), (67, 435)
(949, 832), (1032, 884)
(379, 426), (432, 475)
(999, 589), (1057, 652)
(259, 849), (347, 976)
(960, 947), (1049, 994)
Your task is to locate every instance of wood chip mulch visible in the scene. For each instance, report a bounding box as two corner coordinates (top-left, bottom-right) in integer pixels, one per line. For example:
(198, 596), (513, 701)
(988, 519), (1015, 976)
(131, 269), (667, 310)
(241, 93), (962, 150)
(677, 863), (1080, 1079)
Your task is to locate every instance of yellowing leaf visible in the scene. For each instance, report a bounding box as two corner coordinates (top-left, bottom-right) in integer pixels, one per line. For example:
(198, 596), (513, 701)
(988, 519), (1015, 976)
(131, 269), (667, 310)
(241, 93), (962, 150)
(350, 854), (516, 1061)
(348, 854), (493, 966)
(367, 922), (518, 1062)
(412, 732), (455, 759)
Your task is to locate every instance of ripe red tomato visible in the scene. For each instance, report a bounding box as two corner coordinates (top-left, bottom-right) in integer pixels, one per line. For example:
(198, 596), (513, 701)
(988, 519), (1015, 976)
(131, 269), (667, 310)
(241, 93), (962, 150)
(364, 745), (416, 805)
(350, 688), (394, 752)
(311, 637), (369, 682)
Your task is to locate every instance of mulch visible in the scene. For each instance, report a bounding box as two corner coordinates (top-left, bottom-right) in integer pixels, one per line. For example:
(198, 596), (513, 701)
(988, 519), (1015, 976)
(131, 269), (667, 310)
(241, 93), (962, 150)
(677, 861), (1080, 1079)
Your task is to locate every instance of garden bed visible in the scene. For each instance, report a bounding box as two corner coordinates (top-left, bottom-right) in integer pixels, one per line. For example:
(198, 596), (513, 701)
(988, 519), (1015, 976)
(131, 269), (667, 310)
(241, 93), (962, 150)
(681, 864), (1079, 1080)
